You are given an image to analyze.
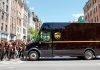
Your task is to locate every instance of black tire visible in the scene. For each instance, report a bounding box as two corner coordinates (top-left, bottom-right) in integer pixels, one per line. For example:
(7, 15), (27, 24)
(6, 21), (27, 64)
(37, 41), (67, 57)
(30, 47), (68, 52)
(29, 51), (39, 61)
(84, 50), (94, 60)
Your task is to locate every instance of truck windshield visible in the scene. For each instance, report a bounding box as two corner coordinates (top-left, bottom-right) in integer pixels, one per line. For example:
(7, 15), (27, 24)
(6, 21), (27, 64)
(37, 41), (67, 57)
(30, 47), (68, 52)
(35, 31), (51, 42)
(41, 31), (51, 42)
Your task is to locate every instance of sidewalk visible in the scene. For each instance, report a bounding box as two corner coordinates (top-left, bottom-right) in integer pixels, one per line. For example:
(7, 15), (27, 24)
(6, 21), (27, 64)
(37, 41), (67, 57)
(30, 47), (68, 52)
(0, 59), (24, 65)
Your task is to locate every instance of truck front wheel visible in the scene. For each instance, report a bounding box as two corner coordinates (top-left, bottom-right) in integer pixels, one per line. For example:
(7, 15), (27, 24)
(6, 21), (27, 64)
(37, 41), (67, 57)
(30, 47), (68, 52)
(29, 51), (39, 61)
(84, 50), (94, 60)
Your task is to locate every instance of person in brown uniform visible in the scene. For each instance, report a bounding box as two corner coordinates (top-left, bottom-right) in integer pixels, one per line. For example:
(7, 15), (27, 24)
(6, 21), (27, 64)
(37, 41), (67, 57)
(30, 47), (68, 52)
(0, 40), (5, 61)
(10, 41), (16, 59)
(3, 40), (9, 60)
(15, 39), (26, 59)
(7, 41), (13, 60)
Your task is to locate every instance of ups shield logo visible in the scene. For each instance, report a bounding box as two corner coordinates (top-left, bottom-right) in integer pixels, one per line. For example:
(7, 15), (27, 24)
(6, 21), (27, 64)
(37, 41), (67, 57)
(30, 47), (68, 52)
(54, 32), (61, 40)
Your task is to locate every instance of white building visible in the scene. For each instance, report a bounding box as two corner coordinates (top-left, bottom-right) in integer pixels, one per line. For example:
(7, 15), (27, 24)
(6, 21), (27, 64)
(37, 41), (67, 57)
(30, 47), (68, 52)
(21, 0), (30, 41)
(29, 13), (35, 29)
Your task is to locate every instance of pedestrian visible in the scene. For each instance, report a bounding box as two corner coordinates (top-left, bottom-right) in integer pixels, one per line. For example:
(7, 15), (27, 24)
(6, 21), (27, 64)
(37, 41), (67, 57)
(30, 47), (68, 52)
(15, 39), (26, 59)
(7, 41), (13, 61)
(3, 41), (9, 60)
(0, 40), (5, 61)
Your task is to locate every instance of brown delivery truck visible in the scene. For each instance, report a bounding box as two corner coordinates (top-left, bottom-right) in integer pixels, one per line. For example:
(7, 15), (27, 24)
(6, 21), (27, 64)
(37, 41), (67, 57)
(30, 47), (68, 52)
(25, 23), (100, 60)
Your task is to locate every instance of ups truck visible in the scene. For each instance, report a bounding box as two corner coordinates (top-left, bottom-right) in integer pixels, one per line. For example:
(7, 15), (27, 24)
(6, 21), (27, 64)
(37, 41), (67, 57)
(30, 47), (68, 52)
(25, 23), (100, 60)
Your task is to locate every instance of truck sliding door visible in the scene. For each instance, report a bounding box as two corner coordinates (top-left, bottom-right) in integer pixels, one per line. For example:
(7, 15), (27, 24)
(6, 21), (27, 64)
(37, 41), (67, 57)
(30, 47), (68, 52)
(39, 31), (53, 57)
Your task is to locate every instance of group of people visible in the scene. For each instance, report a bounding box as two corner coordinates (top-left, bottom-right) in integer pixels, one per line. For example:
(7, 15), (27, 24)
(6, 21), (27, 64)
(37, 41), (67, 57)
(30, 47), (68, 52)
(0, 39), (26, 61)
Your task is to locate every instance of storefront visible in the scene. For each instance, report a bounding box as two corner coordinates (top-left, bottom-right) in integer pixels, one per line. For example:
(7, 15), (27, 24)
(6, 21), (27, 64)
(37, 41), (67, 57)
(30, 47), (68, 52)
(10, 34), (16, 40)
(1, 32), (8, 40)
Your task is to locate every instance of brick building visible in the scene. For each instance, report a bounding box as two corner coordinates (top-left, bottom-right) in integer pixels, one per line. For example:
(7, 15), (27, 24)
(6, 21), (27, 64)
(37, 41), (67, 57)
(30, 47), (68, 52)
(0, 0), (30, 41)
(84, 0), (100, 23)
(0, 0), (10, 40)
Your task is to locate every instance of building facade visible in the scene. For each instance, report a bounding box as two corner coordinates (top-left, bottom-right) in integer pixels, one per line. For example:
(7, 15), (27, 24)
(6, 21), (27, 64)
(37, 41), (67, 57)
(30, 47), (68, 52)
(84, 0), (100, 23)
(0, 0), (30, 41)
(0, 0), (10, 40)
(11, 0), (30, 41)
(16, 0), (23, 40)
(21, 0), (30, 41)
(27, 12), (42, 41)
(9, 0), (17, 40)
(31, 12), (41, 31)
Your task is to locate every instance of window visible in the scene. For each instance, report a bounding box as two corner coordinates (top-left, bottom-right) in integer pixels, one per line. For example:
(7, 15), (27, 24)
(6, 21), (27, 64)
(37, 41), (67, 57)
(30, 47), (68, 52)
(91, 19), (93, 22)
(90, 10), (92, 16)
(19, 18), (21, 26)
(7, 0), (8, 3)
(6, 14), (8, 22)
(11, 17), (13, 31)
(23, 36), (26, 39)
(99, 4), (100, 10)
(20, 28), (21, 33)
(5, 25), (7, 32)
(0, 3), (1, 9)
(2, 2), (4, 10)
(93, 8), (95, 14)
(18, 12), (21, 16)
(23, 28), (26, 34)
(17, 17), (18, 25)
(17, 17), (21, 26)
(6, 5), (8, 12)
(40, 32), (51, 42)
(95, 17), (96, 22)
(93, 0), (95, 4)
(95, 0), (96, 3)
(2, 12), (4, 19)
(88, 13), (89, 18)
(23, 14), (27, 27)
(1, 23), (3, 30)
(96, 6), (97, 12)
(90, 3), (91, 7)
(17, 27), (19, 33)
(85, 15), (87, 21)
(97, 16), (98, 22)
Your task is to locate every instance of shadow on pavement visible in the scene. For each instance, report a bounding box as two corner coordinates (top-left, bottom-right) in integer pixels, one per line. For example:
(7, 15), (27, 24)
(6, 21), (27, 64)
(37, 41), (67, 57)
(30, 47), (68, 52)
(39, 58), (80, 61)
(21, 57), (100, 61)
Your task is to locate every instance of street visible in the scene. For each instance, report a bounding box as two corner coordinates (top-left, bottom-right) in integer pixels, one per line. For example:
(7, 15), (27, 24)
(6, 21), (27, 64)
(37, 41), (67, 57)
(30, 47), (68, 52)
(0, 57), (100, 70)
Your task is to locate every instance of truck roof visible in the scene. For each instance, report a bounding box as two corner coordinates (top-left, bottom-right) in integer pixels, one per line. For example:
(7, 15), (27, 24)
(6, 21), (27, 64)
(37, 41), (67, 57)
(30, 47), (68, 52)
(43, 22), (100, 24)
(41, 23), (100, 31)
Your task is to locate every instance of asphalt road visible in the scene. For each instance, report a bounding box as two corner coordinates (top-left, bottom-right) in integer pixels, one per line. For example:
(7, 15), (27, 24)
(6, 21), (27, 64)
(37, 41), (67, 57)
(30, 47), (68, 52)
(0, 57), (100, 70)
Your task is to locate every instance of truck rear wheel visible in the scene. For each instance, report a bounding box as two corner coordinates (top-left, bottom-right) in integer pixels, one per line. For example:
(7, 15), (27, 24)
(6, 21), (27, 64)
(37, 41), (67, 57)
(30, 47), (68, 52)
(29, 51), (39, 61)
(84, 50), (94, 60)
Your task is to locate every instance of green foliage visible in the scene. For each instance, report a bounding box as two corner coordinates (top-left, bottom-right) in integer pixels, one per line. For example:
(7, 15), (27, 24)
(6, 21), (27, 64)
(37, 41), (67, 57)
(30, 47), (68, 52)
(27, 27), (38, 41)
(78, 16), (85, 23)
(33, 29), (38, 41)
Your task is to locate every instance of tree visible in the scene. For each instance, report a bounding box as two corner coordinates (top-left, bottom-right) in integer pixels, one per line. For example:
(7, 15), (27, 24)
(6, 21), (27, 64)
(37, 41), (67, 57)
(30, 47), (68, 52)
(33, 29), (38, 41)
(27, 27), (38, 42)
(78, 16), (85, 23)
